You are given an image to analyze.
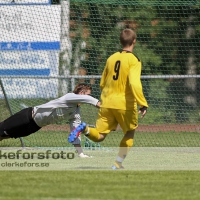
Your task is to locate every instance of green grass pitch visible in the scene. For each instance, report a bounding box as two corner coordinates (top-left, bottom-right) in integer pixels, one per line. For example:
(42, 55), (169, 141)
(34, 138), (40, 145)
(1, 130), (200, 200)
(0, 171), (200, 200)
(0, 146), (200, 199)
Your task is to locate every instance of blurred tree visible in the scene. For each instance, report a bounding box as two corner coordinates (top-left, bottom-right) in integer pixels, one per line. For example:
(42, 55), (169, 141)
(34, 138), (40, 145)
(51, 0), (60, 4)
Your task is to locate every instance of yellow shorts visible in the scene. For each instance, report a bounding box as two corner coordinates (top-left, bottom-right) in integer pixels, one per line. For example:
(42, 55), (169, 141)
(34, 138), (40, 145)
(95, 107), (138, 134)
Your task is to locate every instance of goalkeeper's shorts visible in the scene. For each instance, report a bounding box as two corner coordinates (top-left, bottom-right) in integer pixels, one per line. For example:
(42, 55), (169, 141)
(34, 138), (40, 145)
(95, 107), (138, 134)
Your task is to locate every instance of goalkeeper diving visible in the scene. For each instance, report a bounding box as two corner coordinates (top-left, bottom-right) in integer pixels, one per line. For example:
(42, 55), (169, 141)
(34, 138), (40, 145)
(0, 84), (100, 158)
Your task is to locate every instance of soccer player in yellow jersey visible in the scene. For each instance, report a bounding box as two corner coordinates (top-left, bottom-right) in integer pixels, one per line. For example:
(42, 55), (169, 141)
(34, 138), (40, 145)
(68, 28), (148, 169)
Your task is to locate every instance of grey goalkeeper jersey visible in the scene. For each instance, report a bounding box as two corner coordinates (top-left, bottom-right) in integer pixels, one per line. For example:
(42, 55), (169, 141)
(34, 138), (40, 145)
(33, 93), (99, 127)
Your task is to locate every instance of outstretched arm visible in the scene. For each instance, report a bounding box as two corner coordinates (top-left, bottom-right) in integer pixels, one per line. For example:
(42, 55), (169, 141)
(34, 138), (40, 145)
(65, 93), (99, 107)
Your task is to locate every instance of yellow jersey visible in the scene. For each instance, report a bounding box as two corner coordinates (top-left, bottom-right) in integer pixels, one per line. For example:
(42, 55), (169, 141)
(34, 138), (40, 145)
(100, 51), (148, 110)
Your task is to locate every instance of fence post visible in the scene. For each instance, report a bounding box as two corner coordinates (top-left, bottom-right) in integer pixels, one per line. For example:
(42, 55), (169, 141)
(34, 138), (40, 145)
(71, 77), (75, 91)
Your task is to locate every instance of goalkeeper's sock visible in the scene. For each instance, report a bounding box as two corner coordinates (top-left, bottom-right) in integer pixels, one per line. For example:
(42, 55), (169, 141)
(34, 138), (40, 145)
(83, 127), (100, 142)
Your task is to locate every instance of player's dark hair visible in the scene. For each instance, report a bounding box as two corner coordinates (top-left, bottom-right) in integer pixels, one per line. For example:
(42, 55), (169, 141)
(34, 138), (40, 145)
(73, 83), (92, 94)
(120, 29), (137, 47)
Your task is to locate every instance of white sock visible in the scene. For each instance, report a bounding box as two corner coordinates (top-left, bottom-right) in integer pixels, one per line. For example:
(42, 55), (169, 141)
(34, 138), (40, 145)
(116, 156), (124, 163)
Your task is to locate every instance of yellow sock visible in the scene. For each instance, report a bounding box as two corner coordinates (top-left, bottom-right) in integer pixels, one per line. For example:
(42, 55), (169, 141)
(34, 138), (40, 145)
(83, 127), (100, 142)
(118, 137), (134, 159)
(114, 137), (134, 167)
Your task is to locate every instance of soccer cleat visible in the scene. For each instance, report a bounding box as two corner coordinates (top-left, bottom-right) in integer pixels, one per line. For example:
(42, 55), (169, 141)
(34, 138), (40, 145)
(68, 122), (87, 143)
(111, 165), (118, 170)
(78, 153), (93, 158)
(111, 161), (124, 170)
(111, 165), (124, 170)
